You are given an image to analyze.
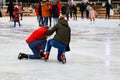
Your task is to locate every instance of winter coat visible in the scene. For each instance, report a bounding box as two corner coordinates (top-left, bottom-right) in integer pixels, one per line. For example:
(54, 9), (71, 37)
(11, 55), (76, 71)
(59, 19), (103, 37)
(79, 3), (86, 11)
(46, 18), (71, 46)
(26, 26), (47, 43)
(41, 2), (51, 17)
(61, 5), (66, 15)
(72, 5), (77, 14)
(38, 3), (42, 16)
(89, 9), (97, 18)
(105, 2), (112, 11)
(52, 4), (59, 18)
(7, 3), (14, 13)
(13, 11), (19, 22)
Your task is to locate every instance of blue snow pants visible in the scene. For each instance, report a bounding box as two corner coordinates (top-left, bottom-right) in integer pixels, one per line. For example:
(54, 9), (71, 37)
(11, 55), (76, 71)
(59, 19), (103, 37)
(46, 39), (66, 61)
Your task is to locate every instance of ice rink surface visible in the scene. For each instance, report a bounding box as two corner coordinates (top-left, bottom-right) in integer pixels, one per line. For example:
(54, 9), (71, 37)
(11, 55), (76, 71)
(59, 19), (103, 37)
(0, 17), (120, 80)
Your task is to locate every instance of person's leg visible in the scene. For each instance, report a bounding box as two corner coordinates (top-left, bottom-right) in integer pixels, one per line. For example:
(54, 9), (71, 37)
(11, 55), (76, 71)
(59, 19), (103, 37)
(105, 12), (107, 19)
(108, 10), (110, 19)
(56, 42), (66, 61)
(45, 39), (53, 52)
(106, 10), (109, 19)
(50, 40), (66, 63)
(14, 22), (16, 27)
(75, 13), (77, 20)
(45, 17), (48, 26)
(28, 46), (39, 59)
(44, 39), (53, 60)
(20, 13), (23, 20)
(44, 39), (67, 63)
(10, 13), (13, 21)
(73, 13), (75, 20)
(55, 18), (58, 25)
(18, 21), (21, 27)
(53, 18), (56, 26)
(38, 15), (42, 26)
(40, 39), (47, 52)
(53, 18), (58, 26)
(81, 11), (84, 19)
(46, 39), (66, 61)
(28, 39), (47, 59)
(49, 16), (52, 27)
(66, 13), (69, 21)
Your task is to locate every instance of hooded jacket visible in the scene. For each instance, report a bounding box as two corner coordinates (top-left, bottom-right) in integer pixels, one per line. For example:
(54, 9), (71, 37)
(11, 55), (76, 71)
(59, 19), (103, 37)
(46, 17), (71, 45)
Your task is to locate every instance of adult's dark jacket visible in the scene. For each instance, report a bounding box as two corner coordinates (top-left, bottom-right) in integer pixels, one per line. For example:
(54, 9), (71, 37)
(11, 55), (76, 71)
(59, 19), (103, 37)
(38, 3), (42, 16)
(52, 4), (59, 18)
(79, 3), (86, 11)
(46, 17), (71, 46)
(7, 2), (14, 13)
(105, 2), (112, 11)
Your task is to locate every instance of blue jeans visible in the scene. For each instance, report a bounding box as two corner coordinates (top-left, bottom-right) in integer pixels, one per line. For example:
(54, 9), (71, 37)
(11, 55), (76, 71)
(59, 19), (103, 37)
(14, 21), (21, 27)
(53, 18), (58, 26)
(27, 39), (47, 59)
(38, 15), (43, 26)
(42, 17), (48, 26)
(46, 39), (66, 61)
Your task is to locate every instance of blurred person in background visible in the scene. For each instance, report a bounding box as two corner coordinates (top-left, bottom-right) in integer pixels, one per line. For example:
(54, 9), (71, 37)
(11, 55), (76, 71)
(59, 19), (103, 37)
(6, 1), (14, 21)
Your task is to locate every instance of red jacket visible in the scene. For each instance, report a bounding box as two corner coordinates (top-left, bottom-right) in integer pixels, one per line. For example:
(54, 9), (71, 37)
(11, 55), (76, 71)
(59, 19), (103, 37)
(35, 7), (39, 16)
(26, 26), (47, 43)
(57, 2), (61, 16)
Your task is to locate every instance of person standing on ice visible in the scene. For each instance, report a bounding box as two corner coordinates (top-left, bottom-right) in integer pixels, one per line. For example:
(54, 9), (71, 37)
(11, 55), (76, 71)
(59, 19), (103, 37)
(13, 7), (21, 27)
(44, 16), (71, 64)
(89, 7), (97, 24)
(18, 26), (48, 60)
(6, 1), (14, 21)
(104, 1), (112, 19)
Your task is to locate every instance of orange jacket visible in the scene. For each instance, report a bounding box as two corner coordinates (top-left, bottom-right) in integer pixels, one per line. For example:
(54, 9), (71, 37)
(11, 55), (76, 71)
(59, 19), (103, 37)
(41, 2), (51, 17)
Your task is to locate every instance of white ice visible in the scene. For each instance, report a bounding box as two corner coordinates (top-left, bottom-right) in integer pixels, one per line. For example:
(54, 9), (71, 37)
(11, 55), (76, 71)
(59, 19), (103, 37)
(0, 17), (120, 80)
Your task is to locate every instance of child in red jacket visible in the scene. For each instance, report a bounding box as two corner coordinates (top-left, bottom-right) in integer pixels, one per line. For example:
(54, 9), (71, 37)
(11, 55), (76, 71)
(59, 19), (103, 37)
(18, 26), (48, 60)
(13, 7), (21, 27)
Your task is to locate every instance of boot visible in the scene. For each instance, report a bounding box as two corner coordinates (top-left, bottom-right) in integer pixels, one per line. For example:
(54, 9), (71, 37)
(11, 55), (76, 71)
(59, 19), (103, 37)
(60, 54), (66, 64)
(44, 52), (49, 60)
(38, 51), (45, 59)
(40, 52), (45, 57)
(18, 53), (28, 60)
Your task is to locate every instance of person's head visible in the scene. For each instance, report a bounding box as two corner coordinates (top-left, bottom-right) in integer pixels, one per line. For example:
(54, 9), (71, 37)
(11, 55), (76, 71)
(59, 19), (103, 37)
(14, 7), (18, 12)
(59, 16), (65, 20)
(90, 7), (93, 10)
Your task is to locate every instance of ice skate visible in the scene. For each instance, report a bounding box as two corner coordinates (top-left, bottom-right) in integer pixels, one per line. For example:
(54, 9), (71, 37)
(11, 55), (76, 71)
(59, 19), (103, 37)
(39, 51), (45, 59)
(44, 52), (49, 61)
(60, 54), (66, 64)
(18, 53), (28, 60)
